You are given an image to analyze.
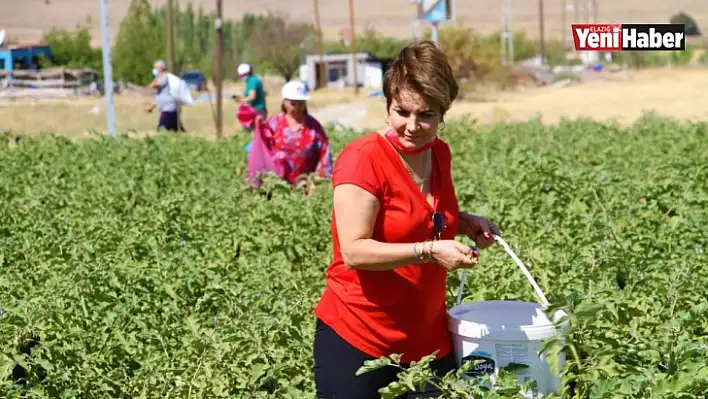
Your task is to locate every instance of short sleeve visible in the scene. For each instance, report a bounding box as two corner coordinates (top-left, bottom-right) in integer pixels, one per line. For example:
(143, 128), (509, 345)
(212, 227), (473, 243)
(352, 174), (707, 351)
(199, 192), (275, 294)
(158, 75), (169, 88)
(332, 141), (384, 200)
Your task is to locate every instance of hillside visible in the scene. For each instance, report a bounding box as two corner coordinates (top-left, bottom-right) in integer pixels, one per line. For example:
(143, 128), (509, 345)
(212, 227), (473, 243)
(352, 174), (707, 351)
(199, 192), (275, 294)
(1, 0), (706, 46)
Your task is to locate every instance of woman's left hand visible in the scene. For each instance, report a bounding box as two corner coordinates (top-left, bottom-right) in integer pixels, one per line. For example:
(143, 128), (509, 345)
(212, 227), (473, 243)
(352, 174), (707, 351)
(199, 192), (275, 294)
(458, 211), (499, 249)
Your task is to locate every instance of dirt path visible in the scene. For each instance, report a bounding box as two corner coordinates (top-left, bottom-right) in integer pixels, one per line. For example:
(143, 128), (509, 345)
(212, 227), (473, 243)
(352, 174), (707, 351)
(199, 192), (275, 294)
(311, 103), (370, 129)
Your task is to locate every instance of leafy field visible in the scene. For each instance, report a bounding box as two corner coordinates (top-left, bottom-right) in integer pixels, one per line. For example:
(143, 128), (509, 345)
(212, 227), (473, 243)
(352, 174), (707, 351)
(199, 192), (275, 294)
(1, 115), (707, 398)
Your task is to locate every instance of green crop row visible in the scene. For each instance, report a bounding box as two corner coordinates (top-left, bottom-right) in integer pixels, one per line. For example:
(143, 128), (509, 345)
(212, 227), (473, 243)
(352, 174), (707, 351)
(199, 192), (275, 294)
(0, 114), (706, 398)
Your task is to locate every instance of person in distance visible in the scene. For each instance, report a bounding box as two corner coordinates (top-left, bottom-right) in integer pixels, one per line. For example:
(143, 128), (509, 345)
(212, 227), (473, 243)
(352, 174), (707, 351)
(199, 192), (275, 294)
(245, 80), (333, 188)
(233, 63), (268, 118)
(312, 40), (499, 398)
(146, 59), (186, 132)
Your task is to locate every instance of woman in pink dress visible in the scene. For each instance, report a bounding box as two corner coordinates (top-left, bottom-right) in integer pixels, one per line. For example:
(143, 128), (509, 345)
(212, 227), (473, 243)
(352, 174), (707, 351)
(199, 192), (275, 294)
(239, 81), (333, 187)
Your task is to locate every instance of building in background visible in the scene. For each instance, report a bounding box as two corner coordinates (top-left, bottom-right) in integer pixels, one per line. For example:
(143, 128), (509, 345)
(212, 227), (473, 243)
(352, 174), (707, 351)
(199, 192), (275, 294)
(299, 52), (391, 91)
(0, 44), (52, 72)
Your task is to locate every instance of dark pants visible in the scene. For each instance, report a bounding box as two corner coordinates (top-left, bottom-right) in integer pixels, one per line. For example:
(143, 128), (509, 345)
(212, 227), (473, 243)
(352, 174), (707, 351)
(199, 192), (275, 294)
(158, 110), (186, 132)
(313, 318), (458, 399)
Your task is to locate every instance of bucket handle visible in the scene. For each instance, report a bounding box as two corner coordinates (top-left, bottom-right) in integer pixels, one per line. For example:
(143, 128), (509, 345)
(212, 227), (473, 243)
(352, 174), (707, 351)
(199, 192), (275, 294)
(456, 234), (550, 308)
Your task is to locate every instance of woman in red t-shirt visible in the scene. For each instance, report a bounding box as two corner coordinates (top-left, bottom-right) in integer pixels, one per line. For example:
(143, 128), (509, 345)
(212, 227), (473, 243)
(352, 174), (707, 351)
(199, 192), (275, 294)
(313, 41), (499, 398)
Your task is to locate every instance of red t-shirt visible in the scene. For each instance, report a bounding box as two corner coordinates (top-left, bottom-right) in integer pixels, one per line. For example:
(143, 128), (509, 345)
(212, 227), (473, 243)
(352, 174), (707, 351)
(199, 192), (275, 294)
(314, 132), (459, 364)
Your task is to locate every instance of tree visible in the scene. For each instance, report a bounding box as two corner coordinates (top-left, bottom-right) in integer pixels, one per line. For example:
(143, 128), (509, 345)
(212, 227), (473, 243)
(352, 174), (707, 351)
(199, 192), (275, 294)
(113, 0), (165, 85)
(42, 26), (102, 72)
(325, 27), (408, 59)
(234, 14), (267, 60)
(246, 12), (314, 81)
(670, 12), (701, 36)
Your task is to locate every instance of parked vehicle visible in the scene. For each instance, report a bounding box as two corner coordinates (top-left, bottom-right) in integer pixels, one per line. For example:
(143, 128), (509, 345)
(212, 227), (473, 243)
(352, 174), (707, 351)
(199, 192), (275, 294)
(181, 71), (206, 91)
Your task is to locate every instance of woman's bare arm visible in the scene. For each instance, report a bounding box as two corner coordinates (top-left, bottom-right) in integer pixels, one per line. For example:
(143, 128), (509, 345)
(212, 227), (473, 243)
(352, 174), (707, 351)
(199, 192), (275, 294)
(334, 184), (422, 271)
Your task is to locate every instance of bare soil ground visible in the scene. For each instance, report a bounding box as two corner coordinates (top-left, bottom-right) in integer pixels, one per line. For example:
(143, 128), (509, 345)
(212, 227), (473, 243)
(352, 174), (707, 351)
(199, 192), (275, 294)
(445, 67), (708, 126)
(2, 0), (707, 45)
(0, 80), (356, 139)
(314, 67), (708, 132)
(1, 68), (706, 139)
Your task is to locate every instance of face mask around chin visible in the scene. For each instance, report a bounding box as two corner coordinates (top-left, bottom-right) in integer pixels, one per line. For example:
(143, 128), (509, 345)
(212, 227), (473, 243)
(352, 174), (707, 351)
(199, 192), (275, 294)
(152, 69), (159, 77)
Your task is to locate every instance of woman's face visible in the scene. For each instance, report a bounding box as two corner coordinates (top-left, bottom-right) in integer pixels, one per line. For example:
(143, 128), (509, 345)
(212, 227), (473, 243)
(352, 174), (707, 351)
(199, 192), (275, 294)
(284, 99), (307, 117)
(386, 88), (441, 150)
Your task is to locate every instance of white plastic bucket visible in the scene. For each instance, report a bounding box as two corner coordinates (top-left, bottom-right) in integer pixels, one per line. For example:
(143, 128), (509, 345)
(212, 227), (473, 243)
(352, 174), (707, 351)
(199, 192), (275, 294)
(447, 235), (568, 396)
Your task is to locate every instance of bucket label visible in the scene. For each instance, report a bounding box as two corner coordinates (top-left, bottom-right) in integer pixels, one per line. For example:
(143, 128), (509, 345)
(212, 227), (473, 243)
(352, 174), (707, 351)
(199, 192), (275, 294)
(494, 343), (530, 373)
(461, 350), (496, 377)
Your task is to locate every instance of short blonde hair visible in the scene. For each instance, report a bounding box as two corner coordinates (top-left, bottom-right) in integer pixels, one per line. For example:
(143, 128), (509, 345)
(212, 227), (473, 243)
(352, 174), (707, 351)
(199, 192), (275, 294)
(383, 41), (459, 120)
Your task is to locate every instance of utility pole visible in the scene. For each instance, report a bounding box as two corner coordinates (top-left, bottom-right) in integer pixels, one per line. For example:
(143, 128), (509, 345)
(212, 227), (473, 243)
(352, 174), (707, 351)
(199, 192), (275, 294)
(561, 0), (566, 49)
(574, 0), (579, 23)
(99, 0), (115, 137)
(215, 0), (223, 139)
(167, 0), (175, 72)
(591, 0), (597, 23)
(348, 0), (359, 95)
(410, 0), (419, 42)
(539, 0), (545, 65)
(501, 0), (513, 66)
(313, 0), (326, 90)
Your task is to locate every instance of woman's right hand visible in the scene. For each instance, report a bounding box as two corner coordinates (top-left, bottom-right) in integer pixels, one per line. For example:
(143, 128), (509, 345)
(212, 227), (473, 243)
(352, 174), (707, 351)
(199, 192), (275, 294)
(431, 240), (479, 271)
